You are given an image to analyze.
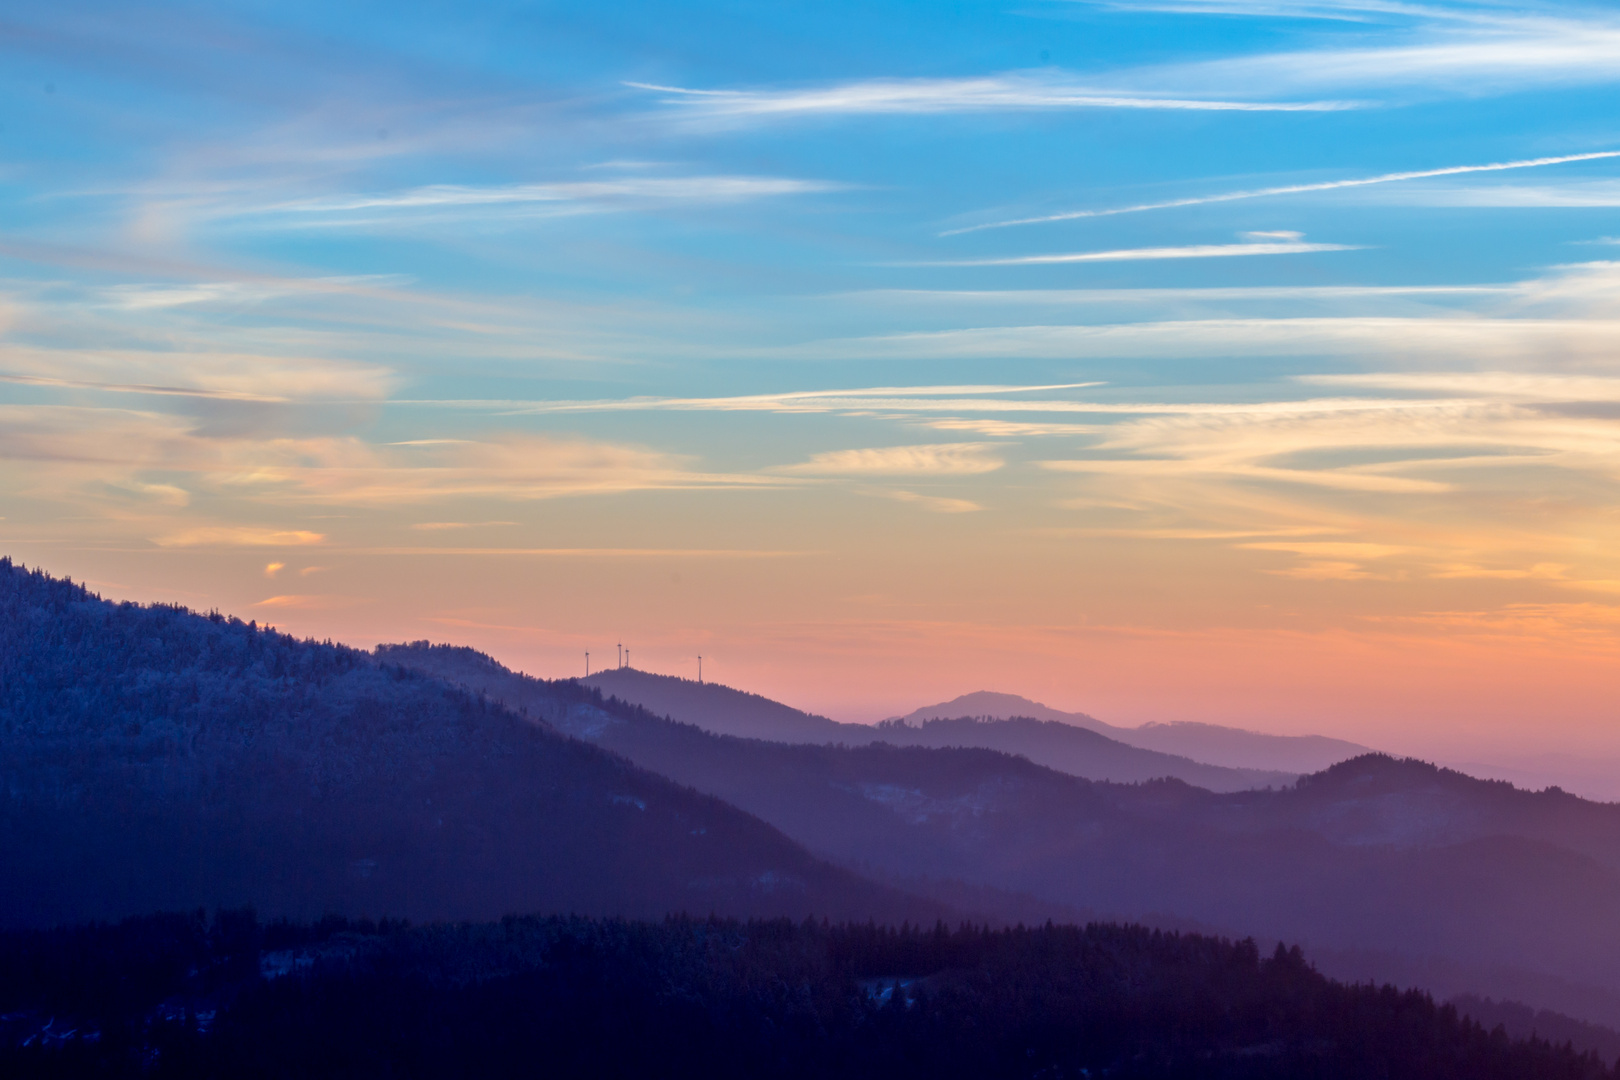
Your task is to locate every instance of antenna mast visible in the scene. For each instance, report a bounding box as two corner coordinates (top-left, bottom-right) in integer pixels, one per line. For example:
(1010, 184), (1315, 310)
(698, 656), (702, 684)
(585, 651), (590, 677)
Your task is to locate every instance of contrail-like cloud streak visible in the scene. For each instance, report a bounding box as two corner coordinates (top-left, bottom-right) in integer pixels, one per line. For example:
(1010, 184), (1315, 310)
(913, 240), (1359, 265)
(943, 150), (1620, 235)
(629, 76), (1358, 118)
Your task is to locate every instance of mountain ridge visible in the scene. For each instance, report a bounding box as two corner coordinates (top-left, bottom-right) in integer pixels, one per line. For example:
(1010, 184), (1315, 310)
(0, 558), (946, 928)
(584, 667), (1292, 791)
(895, 690), (1374, 774)
(399, 645), (1620, 1031)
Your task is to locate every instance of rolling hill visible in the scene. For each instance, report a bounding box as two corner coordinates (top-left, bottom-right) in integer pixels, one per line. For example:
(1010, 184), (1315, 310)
(0, 559), (943, 927)
(401, 645), (1620, 1030)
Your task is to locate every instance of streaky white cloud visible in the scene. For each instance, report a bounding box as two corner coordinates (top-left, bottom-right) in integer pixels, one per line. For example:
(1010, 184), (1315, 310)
(98, 275), (414, 311)
(845, 284), (1514, 303)
(1029, 380), (1620, 573)
(628, 74), (1357, 122)
(1091, 0), (1515, 23)
(252, 594), (369, 610)
(921, 418), (1104, 436)
(1300, 371), (1620, 400)
(340, 547), (810, 558)
(1099, 6), (1620, 111)
(916, 240), (1360, 265)
(473, 382), (1104, 417)
(884, 490), (984, 513)
(1238, 540), (1409, 558)
(1041, 456), (1451, 493)
(477, 386), (1479, 421)
(945, 150), (1620, 234)
(1365, 180), (1620, 207)
(409, 521), (518, 531)
(0, 345), (393, 402)
(259, 175), (847, 217)
(103, 481), (191, 507)
(155, 527), (326, 547)
(1267, 560), (1383, 580)
(779, 443), (1005, 475)
(1044, 526), (1339, 540)
(227, 434), (788, 505)
(1430, 562), (1570, 580)
(792, 316), (1620, 364)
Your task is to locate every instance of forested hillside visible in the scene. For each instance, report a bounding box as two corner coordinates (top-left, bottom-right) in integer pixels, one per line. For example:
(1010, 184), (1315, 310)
(4, 910), (1609, 1080)
(0, 559), (941, 926)
(389, 643), (1620, 1029)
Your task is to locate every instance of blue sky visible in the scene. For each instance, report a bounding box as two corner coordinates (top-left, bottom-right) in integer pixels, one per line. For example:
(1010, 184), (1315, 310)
(6, 0), (1620, 757)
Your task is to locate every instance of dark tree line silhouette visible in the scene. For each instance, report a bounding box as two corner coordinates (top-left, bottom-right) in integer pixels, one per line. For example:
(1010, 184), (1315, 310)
(1, 910), (1611, 1079)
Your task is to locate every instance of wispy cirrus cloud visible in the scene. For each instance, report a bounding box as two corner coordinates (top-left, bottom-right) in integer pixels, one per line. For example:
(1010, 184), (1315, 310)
(1300, 371), (1620, 400)
(786, 316), (1620, 364)
(628, 73), (1357, 123)
(252, 594), (368, 610)
(1361, 180), (1620, 207)
(249, 174), (847, 223)
(0, 344), (394, 403)
(843, 284), (1514, 304)
(913, 238), (1359, 264)
(945, 150), (1620, 234)
(474, 382), (1103, 417)
(342, 547), (810, 558)
(1088, 0), (1545, 24)
(778, 443), (1006, 475)
(218, 434), (788, 505)
(155, 527), (327, 548)
(883, 489), (985, 513)
(1124, 7), (1620, 100)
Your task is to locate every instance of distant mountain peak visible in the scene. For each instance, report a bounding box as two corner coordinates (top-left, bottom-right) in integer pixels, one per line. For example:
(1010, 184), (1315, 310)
(894, 690), (1104, 729)
(894, 692), (1372, 775)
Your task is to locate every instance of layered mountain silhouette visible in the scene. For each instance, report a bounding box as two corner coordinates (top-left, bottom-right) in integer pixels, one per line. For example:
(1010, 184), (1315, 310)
(409, 646), (1620, 1029)
(896, 690), (1372, 774)
(584, 668), (1291, 791)
(17, 553), (1620, 1037)
(0, 559), (943, 927)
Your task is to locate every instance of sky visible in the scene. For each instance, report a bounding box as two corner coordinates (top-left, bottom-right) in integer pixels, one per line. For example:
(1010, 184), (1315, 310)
(6, 0), (1620, 764)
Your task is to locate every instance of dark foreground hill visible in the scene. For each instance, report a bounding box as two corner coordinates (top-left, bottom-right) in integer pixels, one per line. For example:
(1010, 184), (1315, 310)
(0, 559), (941, 926)
(3, 911), (1610, 1080)
(395, 644), (1620, 1029)
(584, 668), (1291, 791)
